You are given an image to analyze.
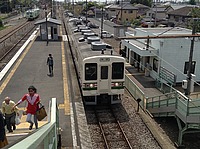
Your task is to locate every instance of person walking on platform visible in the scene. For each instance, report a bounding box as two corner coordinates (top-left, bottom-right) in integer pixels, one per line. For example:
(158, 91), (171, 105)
(47, 54), (54, 76)
(2, 97), (19, 133)
(13, 86), (40, 130)
(0, 110), (8, 148)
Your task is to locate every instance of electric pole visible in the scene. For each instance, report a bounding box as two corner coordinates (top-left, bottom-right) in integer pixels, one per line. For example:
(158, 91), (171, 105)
(100, 6), (103, 39)
(86, 0), (88, 26)
(45, 4), (48, 46)
(185, 18), (198, 95)
(120, 0), (123, 25)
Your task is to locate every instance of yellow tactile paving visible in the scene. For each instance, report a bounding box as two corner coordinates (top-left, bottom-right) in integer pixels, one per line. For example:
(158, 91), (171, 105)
(60, 26), (70, 115)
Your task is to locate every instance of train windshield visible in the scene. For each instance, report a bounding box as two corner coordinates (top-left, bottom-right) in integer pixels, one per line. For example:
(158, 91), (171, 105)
(112, 62), (124, 79)
(85, 63), (97, 80)
(101, 66), (108, 79)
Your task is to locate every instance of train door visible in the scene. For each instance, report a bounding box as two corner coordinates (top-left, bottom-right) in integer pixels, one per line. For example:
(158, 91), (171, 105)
(98, 65), (111, 92)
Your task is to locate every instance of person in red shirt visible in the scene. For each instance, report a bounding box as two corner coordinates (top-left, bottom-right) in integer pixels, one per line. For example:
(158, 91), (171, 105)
(13, 86), (40, 130)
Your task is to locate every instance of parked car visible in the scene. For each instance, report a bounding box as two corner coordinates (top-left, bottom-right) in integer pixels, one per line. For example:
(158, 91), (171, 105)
(101, 31), (113, 38)
(88, 23), (99, 28)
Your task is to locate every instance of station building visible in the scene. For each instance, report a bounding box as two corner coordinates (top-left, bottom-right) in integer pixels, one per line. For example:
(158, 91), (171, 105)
(121, 27), (200, 86)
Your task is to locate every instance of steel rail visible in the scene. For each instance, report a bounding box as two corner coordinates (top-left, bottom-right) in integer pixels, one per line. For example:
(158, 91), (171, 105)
(0, 25), (36, 61)
(110, 106), (132, 149)
(94, 108), (110, 149)
(0, 21), (30, 43)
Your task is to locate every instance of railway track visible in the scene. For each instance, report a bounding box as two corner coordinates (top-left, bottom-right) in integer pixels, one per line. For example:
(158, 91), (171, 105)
(0, 12), (46, 71)
(0, 21), (37, 70)
(0, 21), (30, 41)
(91, 105), (132, 149)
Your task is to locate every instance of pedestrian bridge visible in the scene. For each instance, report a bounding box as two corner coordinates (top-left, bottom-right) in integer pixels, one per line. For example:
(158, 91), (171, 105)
(6, 98), (60, 149)
(125, 75), (200, 147)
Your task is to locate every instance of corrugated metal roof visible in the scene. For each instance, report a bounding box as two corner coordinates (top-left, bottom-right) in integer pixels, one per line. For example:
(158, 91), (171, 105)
(34, 18), (61, 25)
(137, 27), (192, 35)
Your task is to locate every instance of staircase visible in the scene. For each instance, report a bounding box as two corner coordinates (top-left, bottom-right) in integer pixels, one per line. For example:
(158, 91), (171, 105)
(6, 114), (47, 145)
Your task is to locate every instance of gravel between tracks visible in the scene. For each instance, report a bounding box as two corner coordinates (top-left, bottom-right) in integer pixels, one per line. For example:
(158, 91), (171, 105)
(0, 17), (27, 39)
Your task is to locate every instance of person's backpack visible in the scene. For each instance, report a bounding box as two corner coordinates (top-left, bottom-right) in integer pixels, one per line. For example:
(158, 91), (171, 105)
(48, 57), (53, 65)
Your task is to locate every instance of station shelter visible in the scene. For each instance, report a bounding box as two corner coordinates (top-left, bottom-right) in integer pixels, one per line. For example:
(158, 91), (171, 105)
(34, 18), (61, 40)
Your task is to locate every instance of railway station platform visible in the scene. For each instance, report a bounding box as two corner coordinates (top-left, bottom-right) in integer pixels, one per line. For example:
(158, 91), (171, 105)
(0, 27), (91, 148)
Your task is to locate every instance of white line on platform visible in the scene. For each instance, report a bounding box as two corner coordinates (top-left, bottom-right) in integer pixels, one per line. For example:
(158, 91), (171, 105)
(70, 102), (77, 147)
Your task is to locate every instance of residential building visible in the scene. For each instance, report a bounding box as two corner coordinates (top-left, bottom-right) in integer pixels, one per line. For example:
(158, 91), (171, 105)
(121, 27), (200, 85)
(134, 4), (150, 18)
(116, 3), (138, 24)
(105, 4), (119, 20)
(167, 5), (199, 27)
(145, 5), (173, 25)
(105, 2), (138, 25)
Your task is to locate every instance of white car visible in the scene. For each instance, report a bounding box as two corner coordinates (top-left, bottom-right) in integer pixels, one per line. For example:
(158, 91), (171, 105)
(101, 31), (113, 38)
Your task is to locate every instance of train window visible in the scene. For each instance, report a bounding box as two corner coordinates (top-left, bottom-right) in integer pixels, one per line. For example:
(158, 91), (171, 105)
(85, 63), (97, 80)
(112, 62), (124, 79)
(101, 66), (108, 79)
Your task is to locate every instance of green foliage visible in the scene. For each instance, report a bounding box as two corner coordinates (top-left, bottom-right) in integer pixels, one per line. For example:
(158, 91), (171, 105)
(189, 8), (200, 32)
(188, 0), (196, 5)
(130, 0), (152, 7)
(131, 18), (142, 28)
(0, 19), (3, 27)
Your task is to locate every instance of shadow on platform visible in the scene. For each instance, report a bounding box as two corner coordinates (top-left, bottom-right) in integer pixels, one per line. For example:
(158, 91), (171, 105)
(126, 66), (156, 88)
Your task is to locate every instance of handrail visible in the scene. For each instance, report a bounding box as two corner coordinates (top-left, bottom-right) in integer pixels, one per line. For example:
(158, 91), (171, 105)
(9, 98), (59, 149)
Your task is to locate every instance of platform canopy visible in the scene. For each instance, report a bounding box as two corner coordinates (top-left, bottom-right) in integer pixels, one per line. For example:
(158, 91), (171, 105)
(34, 18), (61, 25)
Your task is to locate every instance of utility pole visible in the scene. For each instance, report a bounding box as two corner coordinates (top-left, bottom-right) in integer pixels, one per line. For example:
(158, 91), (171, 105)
(45, 4), (48, 46)
(120, 0), (123, 25)
(51, 0), (53, 18)
(154, 0), (157, 26)
(85, 0), (88, 26)
(185, 18), (198, 95)
(100, 6), (103, 39)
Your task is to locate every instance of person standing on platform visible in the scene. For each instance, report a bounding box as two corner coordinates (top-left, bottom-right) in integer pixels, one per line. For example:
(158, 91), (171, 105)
(13, 86), (40, 130)
(47, 54), (54, 76)
(0, 110), (8, 148)
(2, 97), (19, 133)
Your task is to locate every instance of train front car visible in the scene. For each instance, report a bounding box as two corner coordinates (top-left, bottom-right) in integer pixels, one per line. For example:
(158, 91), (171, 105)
(82, 56), (125, 105)
(70, 18), (125, 105)
(25, 9), (39, 21)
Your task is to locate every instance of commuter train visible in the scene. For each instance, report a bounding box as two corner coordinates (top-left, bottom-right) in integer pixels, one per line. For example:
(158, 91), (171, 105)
(70, 22), (125, 105)
(25, 8), (40, 21)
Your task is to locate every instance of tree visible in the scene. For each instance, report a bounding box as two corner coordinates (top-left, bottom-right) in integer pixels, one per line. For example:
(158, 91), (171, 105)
(189, 8), (200, 32)
(130, 0), (152, 7)
(189, 0), (196, 5)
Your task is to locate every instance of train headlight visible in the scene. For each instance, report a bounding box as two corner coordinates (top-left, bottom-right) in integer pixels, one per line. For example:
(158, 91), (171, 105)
(114, 83), (119, 86)
(83, 83), (97, 90)
(111, 82), (124, 88)
(89, 84), (94, 88)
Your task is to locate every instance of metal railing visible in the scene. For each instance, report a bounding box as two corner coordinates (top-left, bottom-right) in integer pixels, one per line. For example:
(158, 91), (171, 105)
(9, 98), (60, 149)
